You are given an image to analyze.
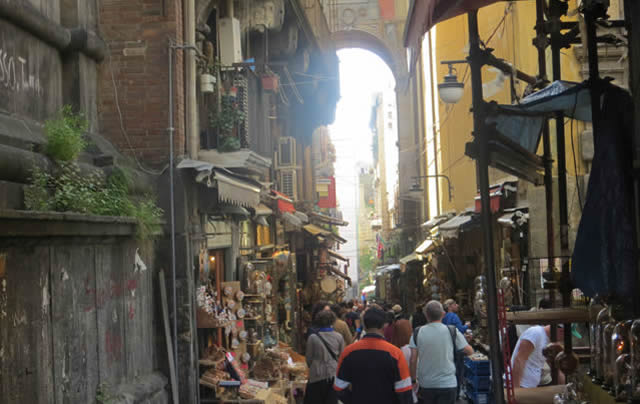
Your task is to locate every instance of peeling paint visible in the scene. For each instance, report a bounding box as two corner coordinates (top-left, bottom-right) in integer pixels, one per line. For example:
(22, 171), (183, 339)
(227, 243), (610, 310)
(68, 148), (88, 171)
(0, 346), (4, 361)
(134, 249), (147, 272)
(61, 268), (69, 281)
(112, 308), (118, 323)
(12, 312), (27, 327)
(42, 277), (50, 316)
(1, 279), (5, 292)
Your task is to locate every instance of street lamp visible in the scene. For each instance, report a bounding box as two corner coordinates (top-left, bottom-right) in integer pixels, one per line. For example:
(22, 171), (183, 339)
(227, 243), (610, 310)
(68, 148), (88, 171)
(408, 175), (454, 202)
(438, 60), (467, 104)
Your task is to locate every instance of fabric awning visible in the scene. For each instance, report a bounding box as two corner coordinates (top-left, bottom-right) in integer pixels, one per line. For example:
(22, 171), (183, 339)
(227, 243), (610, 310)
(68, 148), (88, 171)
(404, 0), (503, 54)
(304, 223), (331, 237)
(282, 212), (303, 228)
(272, 191), (295, 213)
(254, 203), (273, 216)
(255, 216), (269, 227)
(415, 239), (436, 254)
(328, 250), (349, 262)
(421, 215), (452, 230)
(303, 224), (347, 244)
(440, 212), (478, 239)
(376, 264), (401, 276)
(294, 211), (309, 223)
(361, 285), (376, 294)
(177, 159), (262, 208)
(214, 170), (261, 208)
(400, 252), (421, 265)
(309, 211), (349, 226)
(485, 81), (591, 154)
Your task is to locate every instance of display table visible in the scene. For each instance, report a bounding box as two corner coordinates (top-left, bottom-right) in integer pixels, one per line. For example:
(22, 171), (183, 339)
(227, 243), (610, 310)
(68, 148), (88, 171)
(512, 385), (565, 403)
(506, 308), (589, 324)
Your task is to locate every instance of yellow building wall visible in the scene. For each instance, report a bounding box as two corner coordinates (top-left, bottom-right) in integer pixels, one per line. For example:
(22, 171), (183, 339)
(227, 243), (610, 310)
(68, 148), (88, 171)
(426, 1), (587, 214)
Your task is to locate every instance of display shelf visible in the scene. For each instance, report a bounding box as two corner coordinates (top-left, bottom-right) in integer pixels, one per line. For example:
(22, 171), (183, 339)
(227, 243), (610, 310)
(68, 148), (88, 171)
(506, 307), (589, 324)
(244, 316), (263, 321)
(199, 359), (224, 367)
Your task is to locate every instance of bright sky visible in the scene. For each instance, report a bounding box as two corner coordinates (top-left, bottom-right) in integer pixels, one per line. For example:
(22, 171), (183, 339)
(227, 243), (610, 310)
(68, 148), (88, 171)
(329, 49), (397, 296)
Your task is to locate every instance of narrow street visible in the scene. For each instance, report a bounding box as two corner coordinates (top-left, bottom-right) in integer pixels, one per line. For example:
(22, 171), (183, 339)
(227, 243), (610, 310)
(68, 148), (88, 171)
(1, 0), (639, 404)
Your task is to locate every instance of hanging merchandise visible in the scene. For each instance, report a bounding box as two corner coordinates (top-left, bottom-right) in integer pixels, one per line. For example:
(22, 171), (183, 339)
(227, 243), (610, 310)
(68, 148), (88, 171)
(571, 85), (638, 300)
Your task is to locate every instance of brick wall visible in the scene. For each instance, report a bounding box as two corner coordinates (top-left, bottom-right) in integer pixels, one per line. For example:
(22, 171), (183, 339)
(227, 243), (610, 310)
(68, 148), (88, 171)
(98, 0), (185, 168)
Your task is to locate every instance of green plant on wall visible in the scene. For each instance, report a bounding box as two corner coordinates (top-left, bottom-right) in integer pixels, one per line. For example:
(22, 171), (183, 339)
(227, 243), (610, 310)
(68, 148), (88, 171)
(44, 105), (88, 162)
(24, 107), (164, 240)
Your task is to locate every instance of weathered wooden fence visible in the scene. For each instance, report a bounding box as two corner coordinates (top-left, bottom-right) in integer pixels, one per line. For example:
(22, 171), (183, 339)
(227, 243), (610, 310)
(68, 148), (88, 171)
(0, 211), (167, 403)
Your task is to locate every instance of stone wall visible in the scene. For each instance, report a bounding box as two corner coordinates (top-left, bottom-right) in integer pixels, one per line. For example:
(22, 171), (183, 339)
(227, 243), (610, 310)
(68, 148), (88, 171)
(0, 211), (167, 404)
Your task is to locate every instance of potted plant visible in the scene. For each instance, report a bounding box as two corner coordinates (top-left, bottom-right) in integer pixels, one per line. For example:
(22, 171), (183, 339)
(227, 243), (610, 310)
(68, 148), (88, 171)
(209, 90), (245, 152)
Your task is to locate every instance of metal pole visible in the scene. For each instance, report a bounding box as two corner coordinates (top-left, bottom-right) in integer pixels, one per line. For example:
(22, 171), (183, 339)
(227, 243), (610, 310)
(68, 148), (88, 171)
(167, 42), (179, 399)
(535, 0), (556, 307)
(549, 0), (572, 352)
(625, 0), (640, 317)
(467, 11), (506, 404)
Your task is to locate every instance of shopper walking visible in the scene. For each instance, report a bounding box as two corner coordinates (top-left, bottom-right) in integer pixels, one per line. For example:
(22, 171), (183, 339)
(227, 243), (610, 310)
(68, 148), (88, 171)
(392, 318), (418, 403)
(333, 306), (413, 404)
(331, 304), (354, 345)
(409, 300), (473, 404)
(305, 310), (344, 404)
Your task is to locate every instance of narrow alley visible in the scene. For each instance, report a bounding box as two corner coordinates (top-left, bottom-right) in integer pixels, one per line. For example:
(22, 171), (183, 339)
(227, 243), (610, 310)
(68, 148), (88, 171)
(1, 0), (639, 404)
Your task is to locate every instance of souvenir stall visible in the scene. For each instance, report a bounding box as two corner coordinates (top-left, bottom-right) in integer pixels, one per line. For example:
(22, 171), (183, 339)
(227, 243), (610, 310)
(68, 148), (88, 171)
(196, 211), (309, 403)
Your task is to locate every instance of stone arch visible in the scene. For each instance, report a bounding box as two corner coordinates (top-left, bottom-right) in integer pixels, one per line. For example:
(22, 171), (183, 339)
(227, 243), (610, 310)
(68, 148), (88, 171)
(331, 29), (406, 83)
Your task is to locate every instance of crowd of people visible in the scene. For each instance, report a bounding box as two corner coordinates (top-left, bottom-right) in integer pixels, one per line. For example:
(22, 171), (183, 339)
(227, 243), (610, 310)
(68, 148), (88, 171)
(303, 298), (474, 404)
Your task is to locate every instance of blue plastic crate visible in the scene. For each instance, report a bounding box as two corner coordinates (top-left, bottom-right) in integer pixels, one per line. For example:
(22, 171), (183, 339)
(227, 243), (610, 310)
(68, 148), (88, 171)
(464, 374), (491, 392)
(465, 389), (493, 404)
(464, 358), (491, 376)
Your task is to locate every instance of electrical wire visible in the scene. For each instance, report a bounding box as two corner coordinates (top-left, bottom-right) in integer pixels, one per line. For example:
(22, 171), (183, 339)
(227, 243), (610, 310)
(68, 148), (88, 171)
(106, 41), (168, 176)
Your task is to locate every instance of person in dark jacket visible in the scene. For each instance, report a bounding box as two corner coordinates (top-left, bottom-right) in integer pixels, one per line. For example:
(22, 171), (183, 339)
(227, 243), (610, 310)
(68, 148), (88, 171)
(333, 307), (413, 404)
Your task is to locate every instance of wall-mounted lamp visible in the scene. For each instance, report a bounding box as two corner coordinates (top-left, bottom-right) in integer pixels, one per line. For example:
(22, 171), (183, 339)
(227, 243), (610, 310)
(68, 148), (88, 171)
(409, 175), (454, 202)
(438, 60), (467, 104)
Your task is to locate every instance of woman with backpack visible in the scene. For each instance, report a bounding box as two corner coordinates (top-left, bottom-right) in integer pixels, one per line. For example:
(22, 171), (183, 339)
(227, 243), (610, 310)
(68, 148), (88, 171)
(304, 309), (345, 404)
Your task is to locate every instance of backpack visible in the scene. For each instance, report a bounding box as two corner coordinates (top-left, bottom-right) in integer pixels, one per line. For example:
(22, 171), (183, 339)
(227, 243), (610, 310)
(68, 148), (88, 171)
(413, 325), (464, 387)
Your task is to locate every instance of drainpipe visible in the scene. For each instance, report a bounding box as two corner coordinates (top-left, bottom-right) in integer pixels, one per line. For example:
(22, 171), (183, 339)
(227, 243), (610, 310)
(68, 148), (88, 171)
(167, 42), (179, 403)
(185, 0), (198, 159)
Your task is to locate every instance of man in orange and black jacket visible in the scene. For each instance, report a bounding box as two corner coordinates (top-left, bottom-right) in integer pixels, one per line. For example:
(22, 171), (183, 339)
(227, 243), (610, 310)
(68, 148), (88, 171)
(333, 306), (413, 404)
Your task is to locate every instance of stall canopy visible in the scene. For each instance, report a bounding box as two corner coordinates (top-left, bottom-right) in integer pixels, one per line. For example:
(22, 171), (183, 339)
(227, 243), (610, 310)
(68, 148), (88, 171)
(439, 212), (479, 239)
(272, 190), (295, 213)
(404, 0), (502, 61)
(485, 81), (591, 154)
(303, 224), (347, 244)
(421, 214), (453, 231)
(415, 239), (436, 255)
(376, 264), (401, 277)
(177, 159), (262, 208)
(400, 252), (421, 265)
(328, 250), (349, 262)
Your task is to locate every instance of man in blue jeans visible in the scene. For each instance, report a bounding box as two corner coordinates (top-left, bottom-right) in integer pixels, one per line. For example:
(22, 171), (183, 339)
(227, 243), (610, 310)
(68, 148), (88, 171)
(409, 301), (473, 404)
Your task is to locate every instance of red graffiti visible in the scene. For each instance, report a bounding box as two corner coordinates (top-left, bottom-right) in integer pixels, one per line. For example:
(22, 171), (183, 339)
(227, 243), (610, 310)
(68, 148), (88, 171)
(83, 275), (140, 313)
(105, 331), (123, 364)
(128, 304), (135, 320)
